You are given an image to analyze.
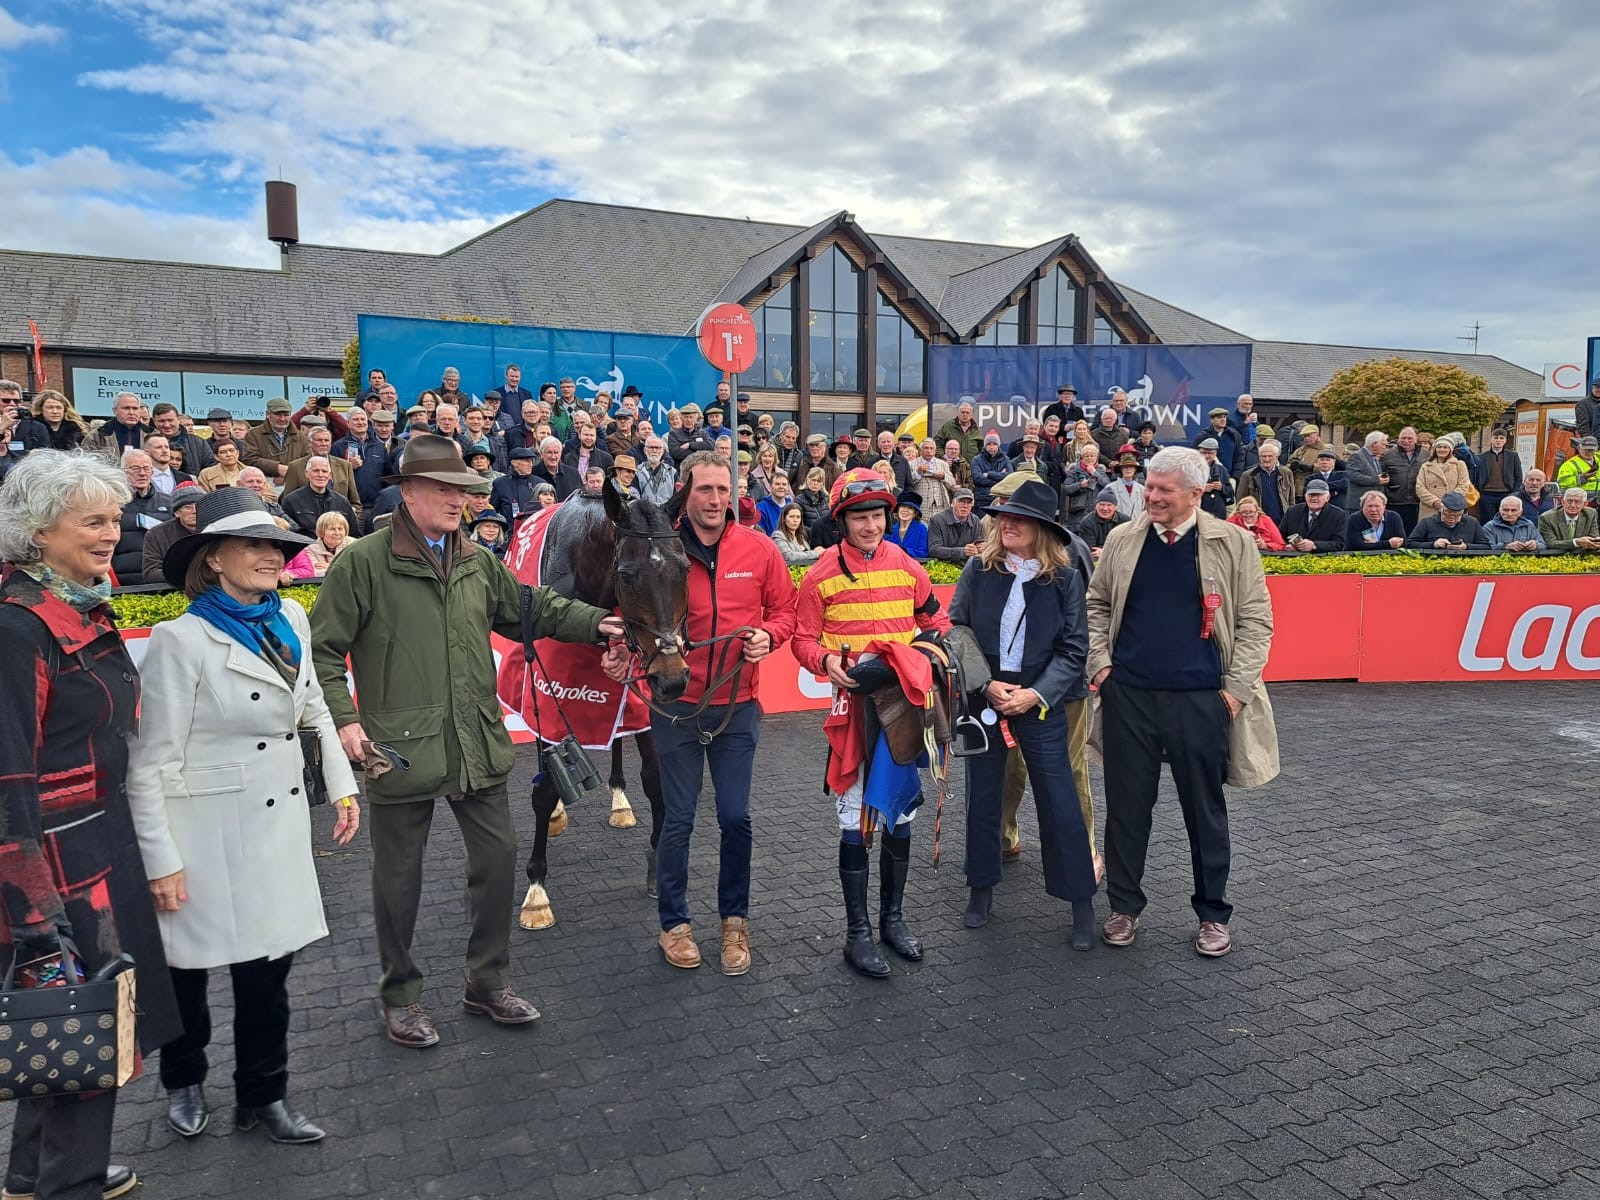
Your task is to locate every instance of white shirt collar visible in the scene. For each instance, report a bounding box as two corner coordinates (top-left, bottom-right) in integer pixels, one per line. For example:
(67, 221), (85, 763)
(1153, 511), (1199, 539)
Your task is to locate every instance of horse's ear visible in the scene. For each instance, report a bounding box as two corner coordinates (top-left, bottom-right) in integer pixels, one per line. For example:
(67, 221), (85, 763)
(601, 477), (630, 525)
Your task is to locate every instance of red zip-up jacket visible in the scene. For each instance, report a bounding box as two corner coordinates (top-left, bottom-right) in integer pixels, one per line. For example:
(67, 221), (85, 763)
(678, 517), (798, 706)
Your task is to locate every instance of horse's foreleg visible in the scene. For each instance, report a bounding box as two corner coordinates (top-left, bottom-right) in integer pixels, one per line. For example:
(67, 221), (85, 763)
(640, 731), (664, 851)
(521, 776), (558, 930)
(640, 731), (664, 899)
(608, 739), (637, 829)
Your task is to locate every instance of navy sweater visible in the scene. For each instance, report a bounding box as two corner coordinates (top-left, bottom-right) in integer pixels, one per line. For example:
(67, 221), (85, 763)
(1111, 527), (1222, 691)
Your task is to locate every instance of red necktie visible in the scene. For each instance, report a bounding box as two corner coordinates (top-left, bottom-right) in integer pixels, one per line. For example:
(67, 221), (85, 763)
(1164, 530), (1178, 545)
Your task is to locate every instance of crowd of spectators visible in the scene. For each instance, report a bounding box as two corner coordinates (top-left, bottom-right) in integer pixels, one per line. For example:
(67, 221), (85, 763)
(8, 371), (1600, 594)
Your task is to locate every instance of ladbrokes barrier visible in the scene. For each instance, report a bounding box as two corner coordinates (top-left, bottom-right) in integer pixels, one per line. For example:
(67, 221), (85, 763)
(117, 575), (1600, 738)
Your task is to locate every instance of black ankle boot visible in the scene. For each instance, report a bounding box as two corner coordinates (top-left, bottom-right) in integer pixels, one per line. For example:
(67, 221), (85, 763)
(878, 836), (923, 961)
(645, 848), (657, 899)
(1070, 899), (1096, 951)
(964, 886), (993, 928)
(839, 841), (890, 979)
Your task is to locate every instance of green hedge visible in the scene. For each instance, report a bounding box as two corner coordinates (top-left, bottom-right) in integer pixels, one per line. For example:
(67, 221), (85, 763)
(1259, 553), (1600, 576)
(112, 557), (1599, 628)
(113, 585), (322, 629)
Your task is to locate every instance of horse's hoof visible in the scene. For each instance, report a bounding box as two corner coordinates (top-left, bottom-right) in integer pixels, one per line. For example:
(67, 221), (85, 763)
(548, 802), (569, 838)
(519, 884), (555, 930)
(608, 787), (636, 829)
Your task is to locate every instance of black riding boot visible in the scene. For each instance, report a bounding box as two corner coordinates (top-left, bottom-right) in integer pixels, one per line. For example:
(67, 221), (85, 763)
(840, 841), (890, 979)
(878, 835), (923, 961)
(645, 848), (657, 899)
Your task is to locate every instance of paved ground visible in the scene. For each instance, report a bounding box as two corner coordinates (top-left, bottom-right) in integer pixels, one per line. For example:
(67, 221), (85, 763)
(15, 681), (1600, 1199)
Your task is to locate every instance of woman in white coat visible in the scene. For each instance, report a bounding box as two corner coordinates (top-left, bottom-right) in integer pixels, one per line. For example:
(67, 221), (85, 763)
(127, 489), (361, 1147)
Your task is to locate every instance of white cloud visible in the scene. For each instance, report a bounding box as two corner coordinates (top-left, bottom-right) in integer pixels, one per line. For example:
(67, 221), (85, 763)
(0, 6), (62, 50)
(10, 0), (1598, 367)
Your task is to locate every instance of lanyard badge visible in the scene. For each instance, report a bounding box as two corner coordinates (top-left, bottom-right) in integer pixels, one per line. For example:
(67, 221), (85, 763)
(1201, 577), (1222, 640)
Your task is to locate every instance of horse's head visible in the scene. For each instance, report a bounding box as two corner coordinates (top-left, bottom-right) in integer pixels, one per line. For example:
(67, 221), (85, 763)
(603, 481), (691, 702)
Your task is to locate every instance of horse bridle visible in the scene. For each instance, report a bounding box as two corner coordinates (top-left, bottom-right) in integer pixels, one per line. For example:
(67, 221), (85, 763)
(610, 523), (754, 743)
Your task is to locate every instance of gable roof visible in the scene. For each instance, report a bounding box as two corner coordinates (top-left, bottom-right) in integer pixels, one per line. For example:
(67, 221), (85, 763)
(938, 238), (1065, 335)
(0, 197), (1543, 413)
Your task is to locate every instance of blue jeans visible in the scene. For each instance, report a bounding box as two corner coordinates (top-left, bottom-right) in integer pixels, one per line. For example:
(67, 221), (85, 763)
(652, 700), (761, 930)
(963, 700), (1095, 901)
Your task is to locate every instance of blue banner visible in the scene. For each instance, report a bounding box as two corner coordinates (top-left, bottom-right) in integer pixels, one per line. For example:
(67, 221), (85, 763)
(926, 344), (1254, 445)
(357, 315), (721, 430)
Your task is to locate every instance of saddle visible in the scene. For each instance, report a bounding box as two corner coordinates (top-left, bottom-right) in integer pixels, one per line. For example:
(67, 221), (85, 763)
(845, 631), (989, 764)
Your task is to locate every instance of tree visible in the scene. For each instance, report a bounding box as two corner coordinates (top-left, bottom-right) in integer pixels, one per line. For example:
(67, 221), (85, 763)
(341, 336), (360, 398)
(1313, 357), (1507, 435)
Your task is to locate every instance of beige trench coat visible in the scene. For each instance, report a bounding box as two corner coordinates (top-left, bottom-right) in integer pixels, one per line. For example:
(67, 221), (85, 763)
(1085, 512), (1280, 788)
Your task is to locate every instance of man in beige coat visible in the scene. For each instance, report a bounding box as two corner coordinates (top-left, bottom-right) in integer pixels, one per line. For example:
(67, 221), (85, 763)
(1086, 446), (1277, 959)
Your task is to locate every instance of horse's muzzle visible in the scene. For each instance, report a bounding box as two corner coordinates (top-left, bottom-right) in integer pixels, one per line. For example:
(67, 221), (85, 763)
(649, 663), (690, 703)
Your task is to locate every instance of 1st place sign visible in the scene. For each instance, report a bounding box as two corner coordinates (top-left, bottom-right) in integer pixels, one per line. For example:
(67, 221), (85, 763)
(697, 303), (758, 375)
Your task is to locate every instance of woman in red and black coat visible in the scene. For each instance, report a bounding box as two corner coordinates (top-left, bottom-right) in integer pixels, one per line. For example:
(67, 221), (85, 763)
(0, 450), (180, 1200)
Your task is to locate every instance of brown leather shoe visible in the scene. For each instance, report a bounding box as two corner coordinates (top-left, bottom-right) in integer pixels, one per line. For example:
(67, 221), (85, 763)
(382, 1002), (440, 1048)
(1101, 911), (1139, 947)
(463, 983), (540, 1024)
(659, 923), (701, 969)
(1196, 921), (1232, 957)
(720, 917), (751, 976)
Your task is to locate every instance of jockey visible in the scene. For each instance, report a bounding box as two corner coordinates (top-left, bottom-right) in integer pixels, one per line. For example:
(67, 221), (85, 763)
(793, 468), (950, 979)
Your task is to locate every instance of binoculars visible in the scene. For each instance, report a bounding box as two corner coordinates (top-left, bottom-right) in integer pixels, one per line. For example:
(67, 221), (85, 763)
(539, 735), (602, 807)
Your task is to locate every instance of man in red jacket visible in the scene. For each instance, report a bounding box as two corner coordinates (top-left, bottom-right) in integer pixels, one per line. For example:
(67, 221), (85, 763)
(605, 451), (796, 975)
(792, 469), (950, 978)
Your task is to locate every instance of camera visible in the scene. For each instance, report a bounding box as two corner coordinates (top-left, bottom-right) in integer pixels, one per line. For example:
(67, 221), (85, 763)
(314, 394), (332, 407)
(538, 735), (602, 807)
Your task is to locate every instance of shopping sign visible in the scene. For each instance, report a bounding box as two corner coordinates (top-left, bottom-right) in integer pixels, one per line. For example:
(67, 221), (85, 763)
(697, 303), (758, 374)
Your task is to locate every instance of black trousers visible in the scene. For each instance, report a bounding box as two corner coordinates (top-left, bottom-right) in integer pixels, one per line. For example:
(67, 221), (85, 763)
(159, 953), (294, 1108)
(1100, 679), (1233, 924)
(6, 1090), (116, 1200)
(1392, 502), (1419, 533)
(368, 782), (515, 1006)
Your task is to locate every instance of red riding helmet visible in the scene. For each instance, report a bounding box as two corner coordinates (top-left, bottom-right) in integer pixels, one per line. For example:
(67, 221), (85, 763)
(829, 467), (894, 520)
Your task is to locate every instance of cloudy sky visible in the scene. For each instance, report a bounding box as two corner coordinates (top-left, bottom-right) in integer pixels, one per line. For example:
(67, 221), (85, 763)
(2, 0), (1594, 370)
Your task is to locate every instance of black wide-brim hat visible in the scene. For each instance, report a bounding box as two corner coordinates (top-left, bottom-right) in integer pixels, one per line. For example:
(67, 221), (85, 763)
(381, 432), (487, 487)
(162, 488), (313, 589)
(982, 479), (1074, 539)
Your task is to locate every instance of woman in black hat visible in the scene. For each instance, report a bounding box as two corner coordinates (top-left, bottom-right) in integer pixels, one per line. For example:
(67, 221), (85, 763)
(126, 489), (361, 1147)
(947, 479), (1098, 949)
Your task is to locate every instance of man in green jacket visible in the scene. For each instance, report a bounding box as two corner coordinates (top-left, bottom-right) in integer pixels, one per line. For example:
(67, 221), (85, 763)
(312, 435), (622, 1048)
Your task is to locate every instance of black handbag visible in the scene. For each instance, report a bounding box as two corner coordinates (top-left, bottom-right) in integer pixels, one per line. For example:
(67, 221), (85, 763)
(0, 939), (137, 1101)
(298, 727), (329, 808)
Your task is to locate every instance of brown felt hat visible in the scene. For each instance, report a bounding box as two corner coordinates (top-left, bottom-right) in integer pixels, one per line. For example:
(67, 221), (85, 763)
(381, 433), (485, 488)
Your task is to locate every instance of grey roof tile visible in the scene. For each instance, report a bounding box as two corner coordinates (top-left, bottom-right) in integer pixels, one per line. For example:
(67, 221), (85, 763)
(0, 197), (1542, 414)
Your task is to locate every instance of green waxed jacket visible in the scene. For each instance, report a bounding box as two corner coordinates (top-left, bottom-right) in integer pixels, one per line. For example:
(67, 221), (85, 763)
(310, 506), (607, 802)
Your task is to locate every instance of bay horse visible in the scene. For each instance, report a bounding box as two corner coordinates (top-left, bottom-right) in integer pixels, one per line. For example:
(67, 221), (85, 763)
(516, 485), (690, 929)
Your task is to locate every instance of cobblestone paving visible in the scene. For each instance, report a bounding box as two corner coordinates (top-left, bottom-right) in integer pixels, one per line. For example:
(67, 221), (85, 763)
(17, 682), (1600, 1199)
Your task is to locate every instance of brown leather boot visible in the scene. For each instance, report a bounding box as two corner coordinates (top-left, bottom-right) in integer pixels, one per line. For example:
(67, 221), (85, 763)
(658, 923), (701, 969)
(720, 917), (751, 976)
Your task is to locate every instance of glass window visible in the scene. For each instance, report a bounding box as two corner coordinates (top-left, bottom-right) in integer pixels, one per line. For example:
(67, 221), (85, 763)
(1037, 266), (1079, 346)
(875, 292), (926, 395)
(807, 246), (861, 391)
(1093, 307), (1127, 345)
(976, 301), (1020, 346)
(748, 283), (795, 390)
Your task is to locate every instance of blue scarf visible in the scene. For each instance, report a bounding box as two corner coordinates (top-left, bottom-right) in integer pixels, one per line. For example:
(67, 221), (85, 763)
(188, 586), (300, 684)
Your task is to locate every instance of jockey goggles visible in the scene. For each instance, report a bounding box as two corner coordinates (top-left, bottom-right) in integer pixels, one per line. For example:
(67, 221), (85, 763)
(840, 479), (891, 499)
